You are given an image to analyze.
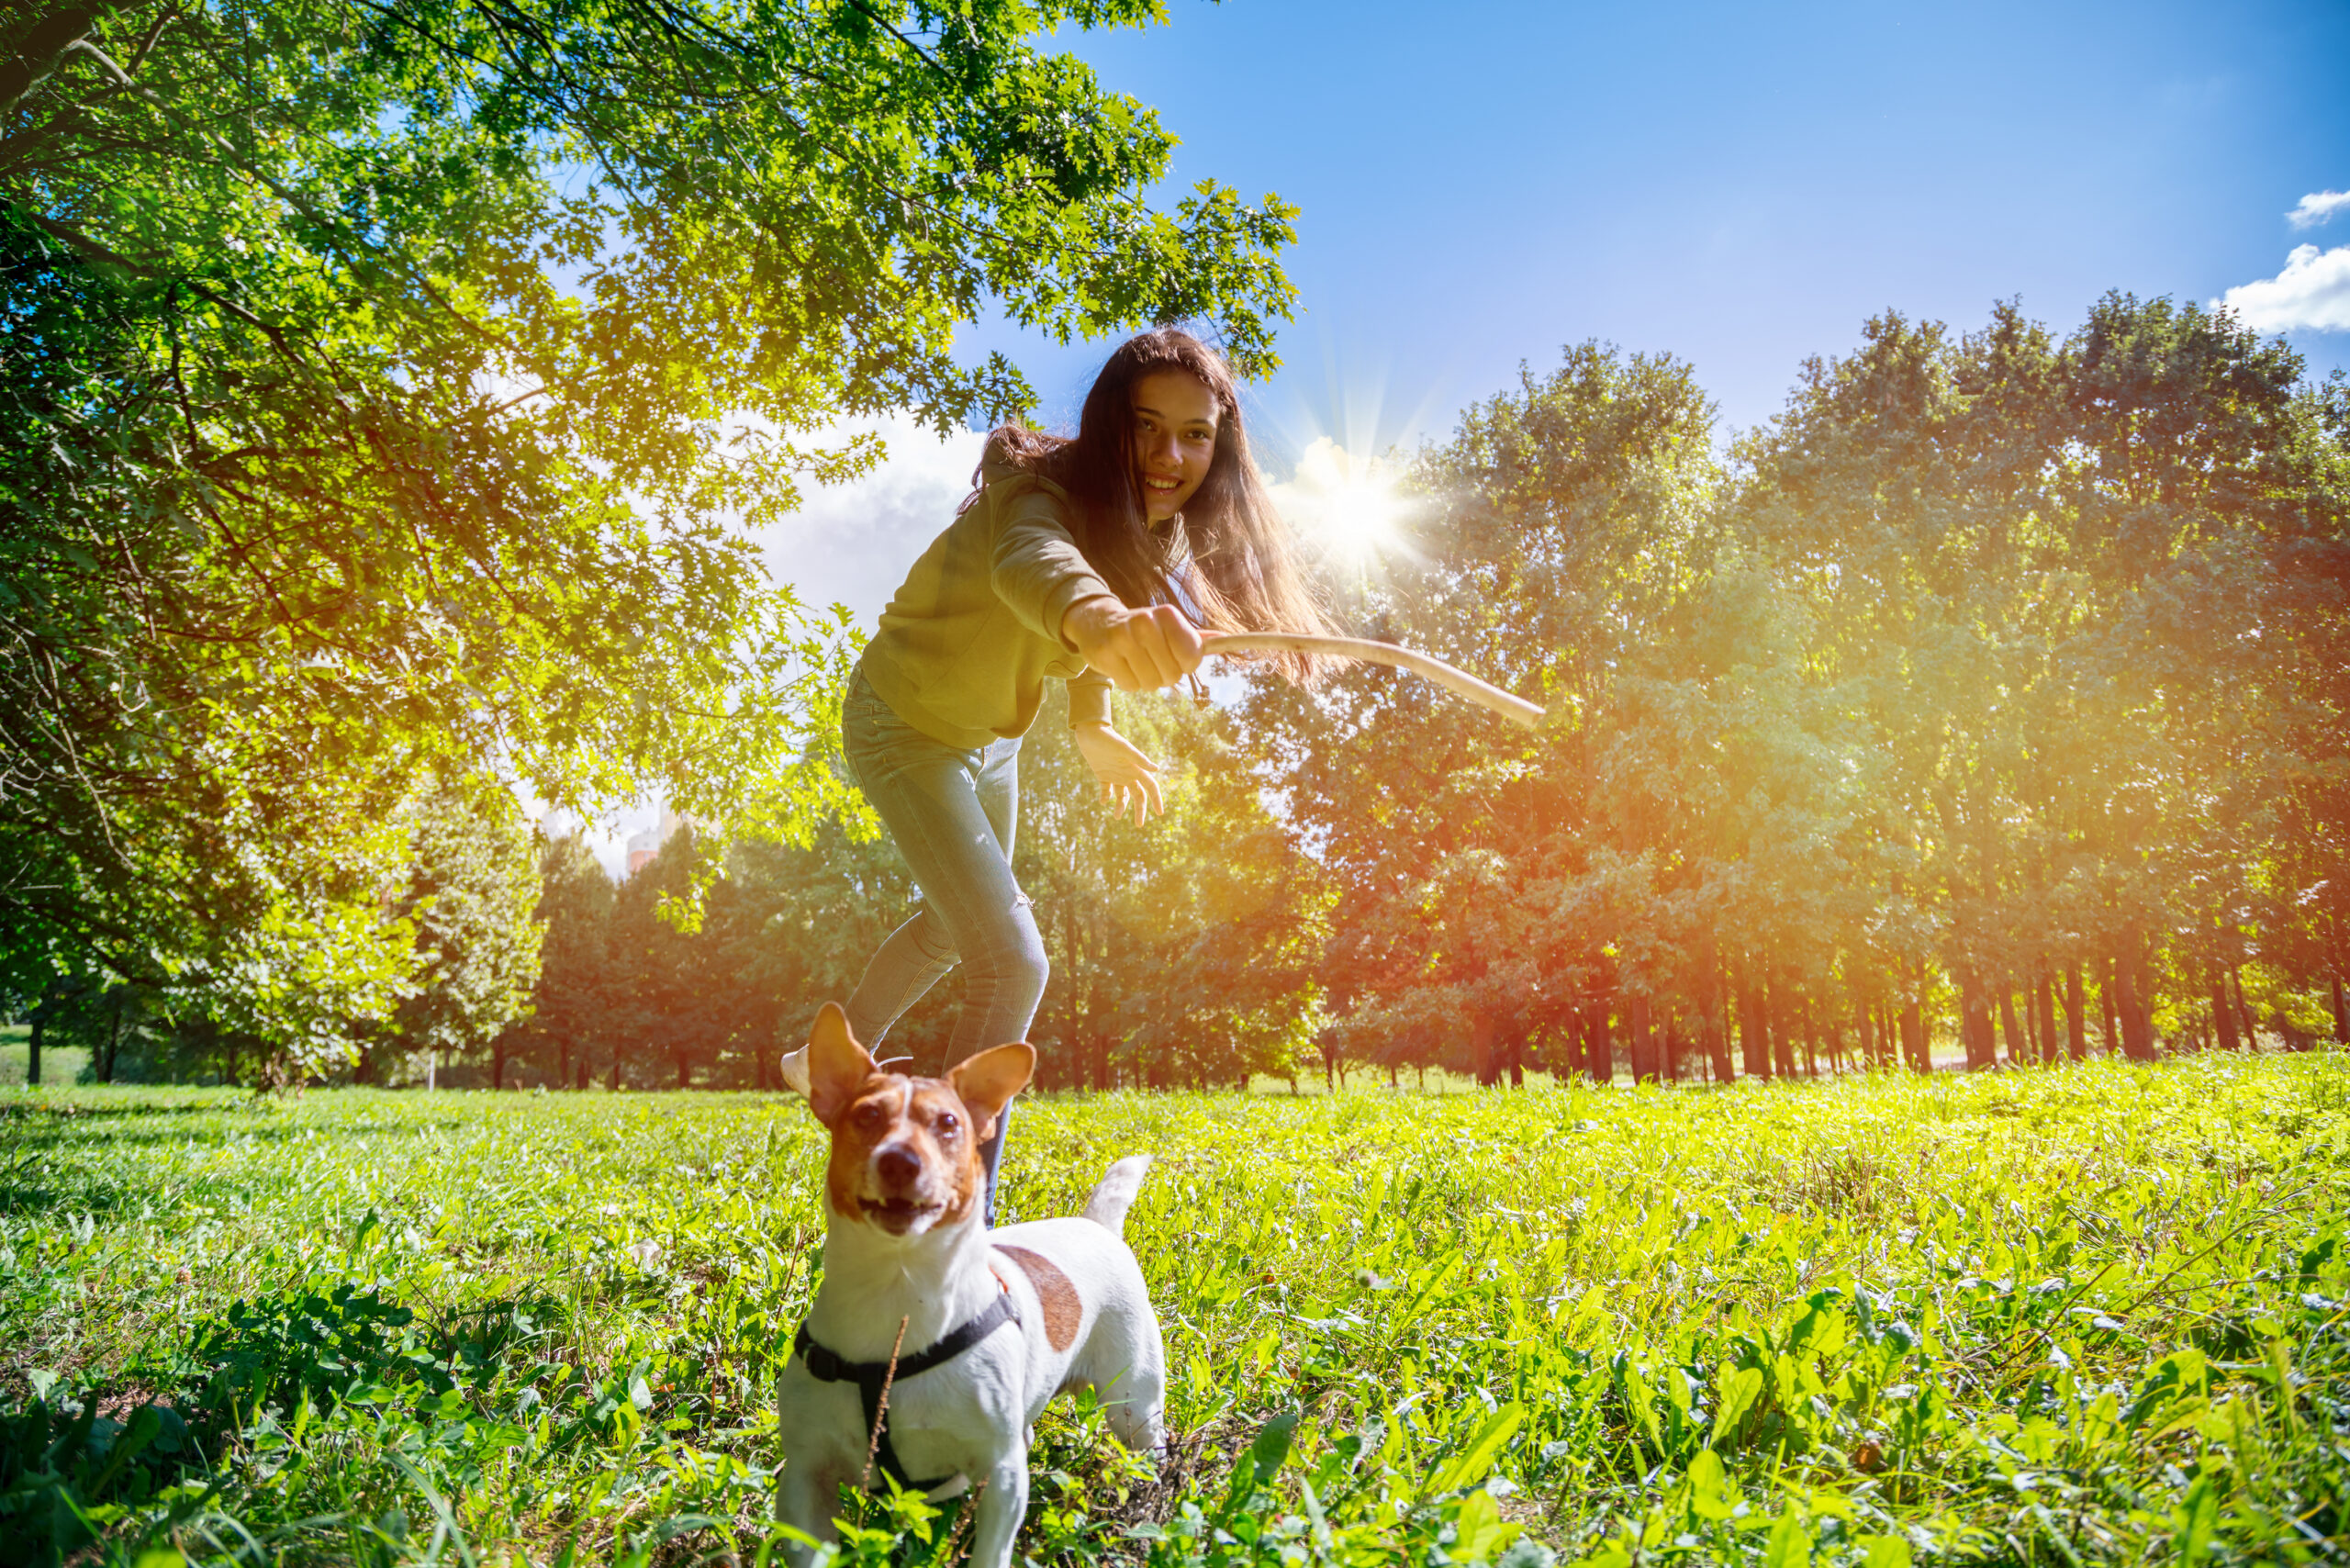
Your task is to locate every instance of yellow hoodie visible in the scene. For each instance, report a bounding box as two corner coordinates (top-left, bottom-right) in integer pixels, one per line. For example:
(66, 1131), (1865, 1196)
(856, 443), (1117, 748)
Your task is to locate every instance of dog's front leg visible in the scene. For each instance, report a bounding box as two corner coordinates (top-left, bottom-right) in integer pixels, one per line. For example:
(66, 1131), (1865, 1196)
(777, 1457), (845, 1568)
(964, 1453), (1031, 1568)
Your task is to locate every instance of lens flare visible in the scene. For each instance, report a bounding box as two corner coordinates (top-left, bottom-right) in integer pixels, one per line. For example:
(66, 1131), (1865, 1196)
(1273, 437), (1408, 566)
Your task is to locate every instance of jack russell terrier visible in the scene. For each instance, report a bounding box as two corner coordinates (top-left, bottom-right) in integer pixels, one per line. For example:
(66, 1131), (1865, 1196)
(774, 1004), (1166, 1568)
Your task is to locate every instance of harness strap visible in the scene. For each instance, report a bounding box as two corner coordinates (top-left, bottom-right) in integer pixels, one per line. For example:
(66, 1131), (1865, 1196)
(793, 1287), (1021, 1492)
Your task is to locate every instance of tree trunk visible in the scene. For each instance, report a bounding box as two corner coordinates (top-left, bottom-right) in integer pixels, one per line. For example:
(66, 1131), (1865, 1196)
(2230, 966), (2258, 1049)
(1697, 935), (1731, 1083)
(492, 1035), (508, 1090)
(1627, 994), (1658, 1083)
(100, 999), (120, 1083)
(2065, 965), (2087, 1061)
(0, 3), (118, 120)
(26, 1009), (43, 1087)
(1472, 1013), (1501, 1088)
(609, 1053), (622, 1091)
(2100, 957), (2121, 1054)
(1996, 986), (2026, 1068)
(1738, 967), (1769, 1080)
(1767, 972), (1796, 1080)
(558, 1036), (573, 1091)
(1959, 972), (1996, 1070)
(2333, 976), (2347, 1046)
(2211, 970), (2240, 1051)
(2115, 944), (2157, 1060)
(1588, 1003), (1614, 1086)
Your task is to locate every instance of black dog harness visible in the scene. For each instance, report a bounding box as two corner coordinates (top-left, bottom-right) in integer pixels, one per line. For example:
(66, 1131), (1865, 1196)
(792, 1284), (1022, 1492)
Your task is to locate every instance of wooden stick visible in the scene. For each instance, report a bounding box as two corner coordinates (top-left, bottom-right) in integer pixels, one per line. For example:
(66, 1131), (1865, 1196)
(1201, 633), (1544, 730)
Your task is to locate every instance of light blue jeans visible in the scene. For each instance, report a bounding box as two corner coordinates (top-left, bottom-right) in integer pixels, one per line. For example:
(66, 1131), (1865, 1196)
(840, 666), (1046, 1223)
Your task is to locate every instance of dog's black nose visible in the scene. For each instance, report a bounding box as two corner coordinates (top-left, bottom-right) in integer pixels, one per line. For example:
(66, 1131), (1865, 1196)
(877, 1146), (921, 1187)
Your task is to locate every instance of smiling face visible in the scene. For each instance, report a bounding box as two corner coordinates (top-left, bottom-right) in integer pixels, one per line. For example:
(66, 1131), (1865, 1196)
(1130, 370), (1221, 524)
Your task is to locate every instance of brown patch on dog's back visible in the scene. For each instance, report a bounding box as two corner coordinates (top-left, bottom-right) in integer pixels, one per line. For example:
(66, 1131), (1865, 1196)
(997, 1245), (1080, 1350)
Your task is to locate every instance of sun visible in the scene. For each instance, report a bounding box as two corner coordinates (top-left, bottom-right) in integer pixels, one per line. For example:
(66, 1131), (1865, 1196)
(1275, 437), (1409, 566)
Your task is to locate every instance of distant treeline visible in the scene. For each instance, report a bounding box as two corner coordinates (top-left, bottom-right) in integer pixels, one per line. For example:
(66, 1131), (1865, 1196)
(12, 295), (2346, 1089)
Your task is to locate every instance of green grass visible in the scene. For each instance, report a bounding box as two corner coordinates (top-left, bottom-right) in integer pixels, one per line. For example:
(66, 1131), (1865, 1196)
(2, 1054), (2346, 1566)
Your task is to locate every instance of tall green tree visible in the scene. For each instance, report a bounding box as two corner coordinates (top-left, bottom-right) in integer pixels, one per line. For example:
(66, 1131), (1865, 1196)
(374, 779), (543, 1088)
(1014, 685), (1327, 1091)
(1239, 343), (1722, 1085)
(506, 829), (618, 1089)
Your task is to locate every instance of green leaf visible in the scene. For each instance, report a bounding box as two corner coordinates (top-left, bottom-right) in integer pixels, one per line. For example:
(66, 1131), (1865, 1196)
(1686, 1448), (1737, 1521)
(1862, 1538), (1912, 1568)
(1712, 1366), (1765, 1442)
(2175, 1474), (2220, 1565)
(1451, 1489), (1515, 1564)
(1761, 1513), (1812, 1568)
(1428, 1404), (1524, 1496)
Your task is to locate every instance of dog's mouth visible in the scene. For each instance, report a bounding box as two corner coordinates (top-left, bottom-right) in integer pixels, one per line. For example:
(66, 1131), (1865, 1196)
(861, 1195), (944, 1231)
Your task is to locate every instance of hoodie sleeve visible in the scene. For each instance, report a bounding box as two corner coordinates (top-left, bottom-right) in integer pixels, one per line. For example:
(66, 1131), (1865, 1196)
(1066, 667), (1113, 729)
(988, 478), (1119, 655)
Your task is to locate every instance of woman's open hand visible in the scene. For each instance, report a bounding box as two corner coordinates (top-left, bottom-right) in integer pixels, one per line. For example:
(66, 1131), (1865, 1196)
(1062, 599), (1205, 691)
(1071, 722), (1165, 824)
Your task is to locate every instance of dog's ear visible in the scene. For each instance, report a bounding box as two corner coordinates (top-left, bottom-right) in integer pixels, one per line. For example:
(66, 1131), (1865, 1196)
(805, 1002), (877, 1124)
(948, 1043), (1035, 1139)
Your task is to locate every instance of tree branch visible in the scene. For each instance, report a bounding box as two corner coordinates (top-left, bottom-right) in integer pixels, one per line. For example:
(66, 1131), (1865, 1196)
(0, 0), (118, 118)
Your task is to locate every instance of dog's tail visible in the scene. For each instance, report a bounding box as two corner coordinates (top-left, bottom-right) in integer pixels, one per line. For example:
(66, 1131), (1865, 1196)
(1080, 1155), (1153, 1236)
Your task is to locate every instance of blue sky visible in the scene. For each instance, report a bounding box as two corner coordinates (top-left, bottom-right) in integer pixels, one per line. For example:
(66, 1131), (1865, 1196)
(971, 0), (2350, 452)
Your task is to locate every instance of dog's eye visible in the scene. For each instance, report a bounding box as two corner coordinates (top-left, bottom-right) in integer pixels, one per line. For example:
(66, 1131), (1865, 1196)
(934, 1111), (959, 1139)
(852, 1102), (890, 1132)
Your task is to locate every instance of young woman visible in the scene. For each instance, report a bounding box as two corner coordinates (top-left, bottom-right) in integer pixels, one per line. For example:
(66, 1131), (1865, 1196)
(836, 328), (1326, 1221)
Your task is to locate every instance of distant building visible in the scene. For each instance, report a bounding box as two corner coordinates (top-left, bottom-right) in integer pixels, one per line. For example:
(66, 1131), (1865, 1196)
(625, 804), (684, 878)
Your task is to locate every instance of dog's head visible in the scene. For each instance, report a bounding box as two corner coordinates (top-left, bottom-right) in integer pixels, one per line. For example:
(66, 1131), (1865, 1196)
(797, 1002), (1033, 1237)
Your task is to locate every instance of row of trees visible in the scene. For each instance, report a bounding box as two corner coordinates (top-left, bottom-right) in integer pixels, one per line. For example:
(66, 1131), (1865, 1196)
(479, 680), (1326, 1093)
(1239, 297), (2347, 1088)
(17, 291), (2345, 1092)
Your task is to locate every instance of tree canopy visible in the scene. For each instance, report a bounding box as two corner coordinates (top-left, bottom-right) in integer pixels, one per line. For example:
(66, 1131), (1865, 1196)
(1, 0), (1298, 1069)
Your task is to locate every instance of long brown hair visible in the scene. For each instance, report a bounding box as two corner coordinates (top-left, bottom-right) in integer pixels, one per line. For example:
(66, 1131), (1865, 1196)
(976, 330), (1327, 684)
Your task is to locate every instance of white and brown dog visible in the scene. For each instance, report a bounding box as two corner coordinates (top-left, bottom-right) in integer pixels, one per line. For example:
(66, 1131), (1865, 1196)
(775, 1004), (1165, 1568)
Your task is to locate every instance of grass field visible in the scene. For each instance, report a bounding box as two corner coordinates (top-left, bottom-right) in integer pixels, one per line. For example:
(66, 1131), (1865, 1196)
(3, 1054), (2346, 1566)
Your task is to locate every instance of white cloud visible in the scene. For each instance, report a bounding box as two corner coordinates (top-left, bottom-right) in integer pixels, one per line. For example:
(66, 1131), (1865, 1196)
(2287, 189), (2350, 230)
(2215, 244), (2350, 332)
(761, 411), (987, 633)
